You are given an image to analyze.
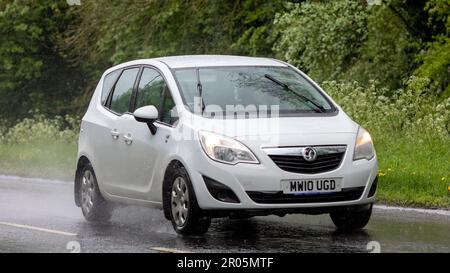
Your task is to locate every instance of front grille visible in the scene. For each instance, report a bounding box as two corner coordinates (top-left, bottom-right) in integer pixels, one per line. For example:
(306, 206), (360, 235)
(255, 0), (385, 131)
(247, 187), (364, 204)
(265, 146), (346, 174)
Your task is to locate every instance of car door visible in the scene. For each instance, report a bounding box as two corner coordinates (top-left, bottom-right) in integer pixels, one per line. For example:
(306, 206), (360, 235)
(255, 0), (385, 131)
(116, 66), (177, 201)
(96, 66), (141, 197)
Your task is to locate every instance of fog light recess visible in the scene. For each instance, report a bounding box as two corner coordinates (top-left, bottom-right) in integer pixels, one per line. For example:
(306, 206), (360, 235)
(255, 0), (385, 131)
(368, 176), (378, 198)
(203, 176), (240, 203)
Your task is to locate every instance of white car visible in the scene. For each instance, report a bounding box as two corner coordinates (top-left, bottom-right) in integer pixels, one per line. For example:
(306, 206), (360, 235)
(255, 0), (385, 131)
(75, 55), (378, 234)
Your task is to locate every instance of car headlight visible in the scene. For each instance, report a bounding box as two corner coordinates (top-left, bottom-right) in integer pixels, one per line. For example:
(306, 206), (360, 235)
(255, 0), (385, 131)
(199, 131), (259, 165)
(353, 127), (375, 161)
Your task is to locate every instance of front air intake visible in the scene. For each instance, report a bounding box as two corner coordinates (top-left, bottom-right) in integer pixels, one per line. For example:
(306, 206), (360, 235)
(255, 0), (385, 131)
(368, 176), (378, 198)
(203, 176), (240, 203)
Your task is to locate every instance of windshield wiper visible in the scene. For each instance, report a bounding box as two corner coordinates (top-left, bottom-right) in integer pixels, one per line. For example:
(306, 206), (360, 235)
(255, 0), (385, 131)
(264, 74), (326, 113)
(196, 69), (206, 114)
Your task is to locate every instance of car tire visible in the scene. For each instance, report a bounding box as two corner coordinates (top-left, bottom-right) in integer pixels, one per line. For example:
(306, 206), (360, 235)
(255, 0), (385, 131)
(165, 164), (211, 235)
(330, 204), (372, 231)
(79, 163), (113, 223)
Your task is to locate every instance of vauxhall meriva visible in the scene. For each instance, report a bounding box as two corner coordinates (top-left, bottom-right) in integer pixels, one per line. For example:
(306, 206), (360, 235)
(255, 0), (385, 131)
(75, 55), (378, 234)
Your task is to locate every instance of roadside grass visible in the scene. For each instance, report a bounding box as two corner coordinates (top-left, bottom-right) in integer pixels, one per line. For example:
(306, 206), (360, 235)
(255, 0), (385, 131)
(0, 142), (77, 180)
(0, 114), (78, 180)
(375, 135), (450, 208)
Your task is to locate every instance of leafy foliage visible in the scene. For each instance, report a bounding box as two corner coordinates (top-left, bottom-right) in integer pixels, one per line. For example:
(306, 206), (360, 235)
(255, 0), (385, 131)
(323, 77), (450, 141)
(0, 0), (84, 121)
(64, 0), (284, 65)
(323, 77), (450, 207)
(231, 0), (285, 56)
(346, 2), (416, 90)
(273, 0), (369, 82)
(0, 0), (449, 119)
(272, 0), (433, 89)
(414, 0), (450, 97)
(0, 113), (79, 145)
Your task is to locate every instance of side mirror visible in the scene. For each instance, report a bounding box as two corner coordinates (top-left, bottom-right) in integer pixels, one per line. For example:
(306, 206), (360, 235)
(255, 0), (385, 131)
(134, 105), (158, 135)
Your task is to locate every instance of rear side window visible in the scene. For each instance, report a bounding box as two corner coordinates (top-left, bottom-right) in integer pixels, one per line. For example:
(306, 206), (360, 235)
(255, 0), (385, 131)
(109, 68), (139, 114)
(101, 69), (121, 105)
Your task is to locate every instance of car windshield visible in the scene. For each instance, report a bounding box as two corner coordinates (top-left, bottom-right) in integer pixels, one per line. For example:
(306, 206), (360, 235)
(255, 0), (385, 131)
(173, 66), (335, 117)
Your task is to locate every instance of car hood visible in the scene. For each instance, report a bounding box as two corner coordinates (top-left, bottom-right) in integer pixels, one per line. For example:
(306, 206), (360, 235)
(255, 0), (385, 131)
(186, 111), (358, 139)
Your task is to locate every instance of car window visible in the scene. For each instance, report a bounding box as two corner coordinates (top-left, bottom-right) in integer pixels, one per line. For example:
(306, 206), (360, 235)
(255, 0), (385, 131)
(110, 68), (139, 114)
(135, 67), (177, 126)
(101, 69), (121, 105)
(135, 68), (166, 111)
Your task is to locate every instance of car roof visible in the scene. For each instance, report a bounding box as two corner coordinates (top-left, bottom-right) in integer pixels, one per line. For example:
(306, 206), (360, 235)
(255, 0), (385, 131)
(103, 55), (289, 76)
(154, 55), (287, 69)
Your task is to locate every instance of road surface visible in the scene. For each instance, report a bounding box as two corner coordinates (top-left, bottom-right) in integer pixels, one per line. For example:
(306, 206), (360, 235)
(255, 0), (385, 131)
(0, 175), (449, 253)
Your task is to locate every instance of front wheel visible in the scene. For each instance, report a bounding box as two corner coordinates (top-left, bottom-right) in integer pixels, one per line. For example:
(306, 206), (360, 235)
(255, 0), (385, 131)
(330, 204), (372, 231)
(166, 165), (210, 235)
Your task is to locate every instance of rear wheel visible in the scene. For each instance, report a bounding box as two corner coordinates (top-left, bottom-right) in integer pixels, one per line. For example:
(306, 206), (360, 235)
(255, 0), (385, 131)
(79, 164), (113, 223)
(166, 165), (210, 235)
(330, 204), (372, 231)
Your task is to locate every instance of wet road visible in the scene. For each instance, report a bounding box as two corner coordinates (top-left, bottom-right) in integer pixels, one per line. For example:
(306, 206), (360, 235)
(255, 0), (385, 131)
(0, 176), (449, 253)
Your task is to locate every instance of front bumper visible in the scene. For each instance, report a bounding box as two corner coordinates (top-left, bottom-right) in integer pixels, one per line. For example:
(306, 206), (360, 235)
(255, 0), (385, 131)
(187, 145), (378, 211)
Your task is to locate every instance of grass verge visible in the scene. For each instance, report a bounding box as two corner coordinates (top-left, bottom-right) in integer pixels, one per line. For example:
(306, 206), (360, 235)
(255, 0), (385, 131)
(0, 142), (76, 180)
(375, 136), (450, 208)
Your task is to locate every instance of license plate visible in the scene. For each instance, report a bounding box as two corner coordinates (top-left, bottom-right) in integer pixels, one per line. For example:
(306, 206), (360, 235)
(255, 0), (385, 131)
(281, 178), (342, 194)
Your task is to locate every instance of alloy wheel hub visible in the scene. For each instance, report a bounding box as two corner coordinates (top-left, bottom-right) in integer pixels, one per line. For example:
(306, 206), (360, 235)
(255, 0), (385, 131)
(171, 177), (190, 227)
(81, 170), (95, 213)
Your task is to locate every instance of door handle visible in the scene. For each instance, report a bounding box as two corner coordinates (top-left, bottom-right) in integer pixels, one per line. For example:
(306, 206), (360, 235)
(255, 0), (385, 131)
(123, 134), (133, 145)
(110, 129), (120, 140)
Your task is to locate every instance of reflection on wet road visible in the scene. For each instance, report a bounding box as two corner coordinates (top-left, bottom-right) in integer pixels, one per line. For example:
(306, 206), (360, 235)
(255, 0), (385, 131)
(0, 176), (449, 253)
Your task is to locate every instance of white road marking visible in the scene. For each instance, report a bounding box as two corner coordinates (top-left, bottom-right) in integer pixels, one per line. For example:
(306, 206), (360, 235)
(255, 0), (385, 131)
(0, 221), (77, 236)
(151, 247), (191, 253)
(374, 205), (450, 217)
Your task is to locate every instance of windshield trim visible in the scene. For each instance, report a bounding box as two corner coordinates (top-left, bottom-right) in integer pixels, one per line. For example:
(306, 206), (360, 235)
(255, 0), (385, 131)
(170, 66), (338, 118)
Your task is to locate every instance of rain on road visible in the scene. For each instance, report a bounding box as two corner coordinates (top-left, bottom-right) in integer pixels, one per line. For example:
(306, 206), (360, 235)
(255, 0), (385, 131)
(0, 175), (449, 253)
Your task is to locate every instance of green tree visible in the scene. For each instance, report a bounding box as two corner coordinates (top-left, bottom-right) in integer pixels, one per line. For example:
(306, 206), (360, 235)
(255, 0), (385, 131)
(1, 0), (448, 122)
(414, 0), (450, 97)
(0, 0), (82, 121)
(231, 0), (285, 56)
(62, 0), (287, 109)
(345, 1), (416, 90)
(272, 0), (446, 90)
(272, 0), (369, 82)
(64, 0), (285, 64)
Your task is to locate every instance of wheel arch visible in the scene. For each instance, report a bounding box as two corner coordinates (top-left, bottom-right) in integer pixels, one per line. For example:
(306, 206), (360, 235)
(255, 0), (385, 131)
(162, 159), (186, 220)
(74, 155), (91, 207)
